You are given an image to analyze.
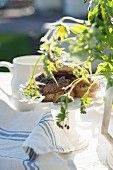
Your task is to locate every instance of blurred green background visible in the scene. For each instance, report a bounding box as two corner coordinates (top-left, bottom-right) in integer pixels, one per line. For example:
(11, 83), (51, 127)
(0, 32), (33, 71)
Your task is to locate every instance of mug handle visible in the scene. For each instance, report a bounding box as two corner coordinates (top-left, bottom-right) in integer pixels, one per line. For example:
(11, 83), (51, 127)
(0, 61), (13, 73)
(0, 61), (13, 97)
(101, 87), (113, 144)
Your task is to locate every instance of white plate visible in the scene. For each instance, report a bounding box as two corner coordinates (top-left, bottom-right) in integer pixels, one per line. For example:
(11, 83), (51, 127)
(19, 76), (106, 111)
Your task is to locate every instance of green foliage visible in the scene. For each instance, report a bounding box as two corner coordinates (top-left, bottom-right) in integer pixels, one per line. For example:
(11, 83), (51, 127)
(57, 94), (74, 103)
(70, 25), (87, 34)
(56, 94), (72, 129)
(22, 77), (45, 103)
(68, 0), (113, 89)
(0, 32), (32, 71)
(80, 93), (91, 114)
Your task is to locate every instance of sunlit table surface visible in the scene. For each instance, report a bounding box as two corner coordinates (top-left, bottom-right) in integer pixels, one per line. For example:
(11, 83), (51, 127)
(0, 72), (113, 170)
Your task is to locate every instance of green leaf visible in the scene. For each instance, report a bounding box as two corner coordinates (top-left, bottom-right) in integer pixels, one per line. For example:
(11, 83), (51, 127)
(57, 113), (65, 121)
(96, 62), (113, 79)
(70, 25), (87, 34)
(61, 105), (66, 115)
(56, 94), (74, 103)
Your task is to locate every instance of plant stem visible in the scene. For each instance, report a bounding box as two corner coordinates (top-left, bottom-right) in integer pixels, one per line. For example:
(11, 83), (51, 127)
(60, 16), (89, 25)
(31, 56), (42, 79)
(56, 37), (76, 45)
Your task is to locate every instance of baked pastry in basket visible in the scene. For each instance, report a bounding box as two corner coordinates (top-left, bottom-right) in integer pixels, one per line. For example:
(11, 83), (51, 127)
(35, 63), (100, 102)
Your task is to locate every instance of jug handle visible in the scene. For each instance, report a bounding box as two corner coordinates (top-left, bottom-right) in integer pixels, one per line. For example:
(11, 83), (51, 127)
(0, 61), (13, 98)
(0, 61), (13, 73)
(101, 86), (113, 144)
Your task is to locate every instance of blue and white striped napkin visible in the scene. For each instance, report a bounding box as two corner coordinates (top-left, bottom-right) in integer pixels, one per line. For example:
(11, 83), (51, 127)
(0, 100), (77, 170)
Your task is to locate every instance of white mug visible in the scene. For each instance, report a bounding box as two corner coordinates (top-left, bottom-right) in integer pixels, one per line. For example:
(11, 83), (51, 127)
(0, 55), (43, 111)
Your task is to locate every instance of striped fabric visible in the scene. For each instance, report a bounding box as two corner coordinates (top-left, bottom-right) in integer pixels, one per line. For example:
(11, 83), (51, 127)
(0, 100), (77, 170)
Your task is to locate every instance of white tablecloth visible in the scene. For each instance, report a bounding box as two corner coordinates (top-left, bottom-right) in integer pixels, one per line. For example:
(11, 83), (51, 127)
(0, 72), (112, 170)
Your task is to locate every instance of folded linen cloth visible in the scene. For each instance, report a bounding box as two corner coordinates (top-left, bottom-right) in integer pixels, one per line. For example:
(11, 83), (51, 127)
(23, 107), (76, 154)
(0, 100), (77, 170)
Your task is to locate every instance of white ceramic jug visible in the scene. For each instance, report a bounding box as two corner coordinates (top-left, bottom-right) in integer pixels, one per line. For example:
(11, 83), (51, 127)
(0, 55), (43, 111)
(101, 86), (113, 169)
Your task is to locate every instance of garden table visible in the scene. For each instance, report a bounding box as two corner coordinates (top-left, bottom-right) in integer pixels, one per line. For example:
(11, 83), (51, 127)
(0, 72), (112, 170)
